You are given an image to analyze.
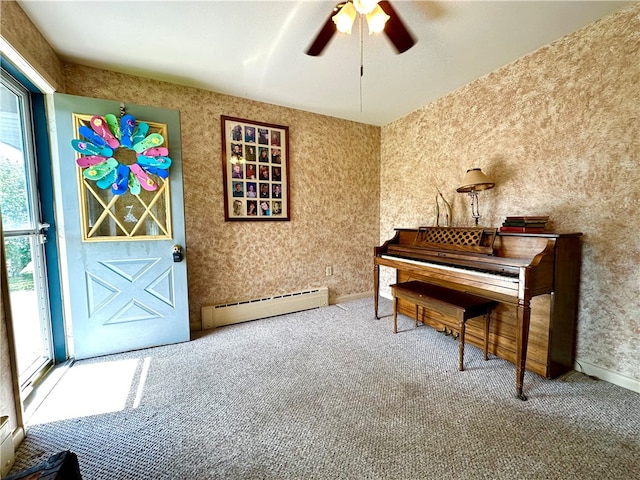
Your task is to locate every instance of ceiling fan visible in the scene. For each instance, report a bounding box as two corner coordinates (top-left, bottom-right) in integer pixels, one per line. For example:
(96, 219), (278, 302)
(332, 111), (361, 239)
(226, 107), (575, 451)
(306, 0), (416, 56)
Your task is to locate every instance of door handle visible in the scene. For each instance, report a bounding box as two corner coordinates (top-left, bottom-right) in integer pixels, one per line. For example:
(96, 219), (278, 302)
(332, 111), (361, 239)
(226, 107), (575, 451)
(172, 245), (184, 262)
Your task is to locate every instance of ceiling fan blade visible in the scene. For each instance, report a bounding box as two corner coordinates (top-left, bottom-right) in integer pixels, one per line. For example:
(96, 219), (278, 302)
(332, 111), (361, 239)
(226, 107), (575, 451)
(305, 9), (338, 56)
(379, 1), (416, 54)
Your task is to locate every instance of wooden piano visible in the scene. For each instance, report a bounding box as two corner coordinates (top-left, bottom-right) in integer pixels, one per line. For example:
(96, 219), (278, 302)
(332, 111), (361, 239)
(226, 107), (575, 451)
(374, 227), (582, 400)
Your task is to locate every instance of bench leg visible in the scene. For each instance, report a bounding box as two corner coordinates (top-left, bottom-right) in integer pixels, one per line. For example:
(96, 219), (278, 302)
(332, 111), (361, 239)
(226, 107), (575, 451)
(484, 310), (491, 361)
(458, 318), (465, 371)
(392, 295), (398, 334)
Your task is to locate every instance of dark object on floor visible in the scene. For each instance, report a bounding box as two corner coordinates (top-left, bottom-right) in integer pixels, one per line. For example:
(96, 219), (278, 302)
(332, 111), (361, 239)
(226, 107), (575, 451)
(5, 450), (82, 480)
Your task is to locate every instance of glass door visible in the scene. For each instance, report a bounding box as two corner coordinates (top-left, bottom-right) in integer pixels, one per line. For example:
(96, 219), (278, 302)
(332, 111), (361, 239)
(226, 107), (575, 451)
(0, 69), (53, 392)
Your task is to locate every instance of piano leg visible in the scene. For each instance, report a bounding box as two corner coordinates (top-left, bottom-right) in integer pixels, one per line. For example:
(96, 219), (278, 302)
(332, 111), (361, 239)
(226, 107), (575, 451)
(458, 317), (466, 371)
(515, 299), (532, 401)
(484, 310), (490, 361)
(392, 295), (398, 334)
(374, 264), (380, 319)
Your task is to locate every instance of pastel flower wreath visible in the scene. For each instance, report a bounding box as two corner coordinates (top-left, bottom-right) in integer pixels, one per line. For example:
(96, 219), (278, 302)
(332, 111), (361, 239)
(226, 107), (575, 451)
(72, 113), (171, 195)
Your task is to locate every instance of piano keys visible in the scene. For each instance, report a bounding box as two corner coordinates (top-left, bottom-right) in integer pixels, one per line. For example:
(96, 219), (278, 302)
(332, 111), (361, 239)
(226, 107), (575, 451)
(374, 227), (582, 400)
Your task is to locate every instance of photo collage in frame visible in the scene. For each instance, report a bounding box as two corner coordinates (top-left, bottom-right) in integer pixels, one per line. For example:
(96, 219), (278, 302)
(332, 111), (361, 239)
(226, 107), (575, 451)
(221, 116), (289, 221)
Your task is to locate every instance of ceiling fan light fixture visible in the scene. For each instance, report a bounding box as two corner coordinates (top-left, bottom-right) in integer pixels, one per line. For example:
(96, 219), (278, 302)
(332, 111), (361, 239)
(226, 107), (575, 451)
(366, 5), (390, 34)
(306, 0), (415, 56)
(353, 0), (380, 15)
(332, 2), (357, 34)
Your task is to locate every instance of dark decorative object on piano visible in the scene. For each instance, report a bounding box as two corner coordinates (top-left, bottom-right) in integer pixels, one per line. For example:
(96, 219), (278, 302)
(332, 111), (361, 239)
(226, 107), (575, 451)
(374, 226), (582, 401)
(500, 215), (550, 233)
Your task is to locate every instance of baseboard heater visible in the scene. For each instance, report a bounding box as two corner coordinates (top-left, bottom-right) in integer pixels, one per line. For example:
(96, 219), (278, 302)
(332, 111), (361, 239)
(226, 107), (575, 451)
(201, 287), (329, 329)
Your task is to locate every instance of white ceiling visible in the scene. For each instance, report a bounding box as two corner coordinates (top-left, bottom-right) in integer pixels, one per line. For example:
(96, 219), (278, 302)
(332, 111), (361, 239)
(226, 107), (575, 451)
(16, 1), (633, 126)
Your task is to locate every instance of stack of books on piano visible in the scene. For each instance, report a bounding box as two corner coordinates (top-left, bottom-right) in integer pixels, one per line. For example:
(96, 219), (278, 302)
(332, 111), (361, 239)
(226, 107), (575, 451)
(500, 216), (549, 233)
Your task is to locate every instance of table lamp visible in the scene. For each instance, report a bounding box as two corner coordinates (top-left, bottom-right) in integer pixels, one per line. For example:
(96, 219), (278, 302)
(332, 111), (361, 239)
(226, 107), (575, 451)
(456, 168), (495, 226)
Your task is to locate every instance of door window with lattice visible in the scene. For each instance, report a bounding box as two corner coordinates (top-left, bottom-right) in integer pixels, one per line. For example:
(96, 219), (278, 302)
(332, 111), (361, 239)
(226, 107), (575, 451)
(72, 114), (172, 241)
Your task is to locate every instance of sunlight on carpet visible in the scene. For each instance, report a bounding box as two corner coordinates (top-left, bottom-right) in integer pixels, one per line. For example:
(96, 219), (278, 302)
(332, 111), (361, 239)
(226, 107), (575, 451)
(28, 358), (150, 425)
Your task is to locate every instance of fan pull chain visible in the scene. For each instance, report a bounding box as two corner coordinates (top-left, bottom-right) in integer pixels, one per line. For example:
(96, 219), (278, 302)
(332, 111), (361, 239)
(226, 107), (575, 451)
(359, 14), (364, 112)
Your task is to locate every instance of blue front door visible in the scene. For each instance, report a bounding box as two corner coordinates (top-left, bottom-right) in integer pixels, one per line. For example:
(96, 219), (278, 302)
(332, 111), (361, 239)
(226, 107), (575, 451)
(51, 94), (189, 359)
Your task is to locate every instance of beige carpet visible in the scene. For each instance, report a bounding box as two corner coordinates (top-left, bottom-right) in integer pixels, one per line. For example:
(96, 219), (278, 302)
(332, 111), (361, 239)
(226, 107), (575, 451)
(10, 298), (640, 479)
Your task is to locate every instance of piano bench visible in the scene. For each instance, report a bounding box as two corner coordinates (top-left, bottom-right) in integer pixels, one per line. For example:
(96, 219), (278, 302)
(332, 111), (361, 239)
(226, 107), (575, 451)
(389, 281), (497, 371)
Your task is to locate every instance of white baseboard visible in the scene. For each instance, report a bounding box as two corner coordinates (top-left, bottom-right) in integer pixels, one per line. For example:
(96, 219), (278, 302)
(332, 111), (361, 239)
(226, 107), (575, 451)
(202, 287), (329, 329)
(574, 358), (640, 393)
(331, 291), (372, 304)
(190, 289), (360, 332)
(1, 417), (15, 477)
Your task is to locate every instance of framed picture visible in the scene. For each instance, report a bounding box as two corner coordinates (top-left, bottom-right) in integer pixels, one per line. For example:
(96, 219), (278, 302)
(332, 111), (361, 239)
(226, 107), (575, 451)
(221, 116), (290, 221)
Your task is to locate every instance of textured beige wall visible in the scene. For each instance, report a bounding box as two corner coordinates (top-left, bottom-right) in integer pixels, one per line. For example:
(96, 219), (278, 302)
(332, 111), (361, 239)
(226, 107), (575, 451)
(0, 0), (64, 89)
(380, 4), (640, 381)
(61, 64), (380, 327)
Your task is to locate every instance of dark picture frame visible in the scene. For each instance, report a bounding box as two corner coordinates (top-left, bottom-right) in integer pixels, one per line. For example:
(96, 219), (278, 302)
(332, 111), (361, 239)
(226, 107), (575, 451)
(221, 116), (290, 221)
